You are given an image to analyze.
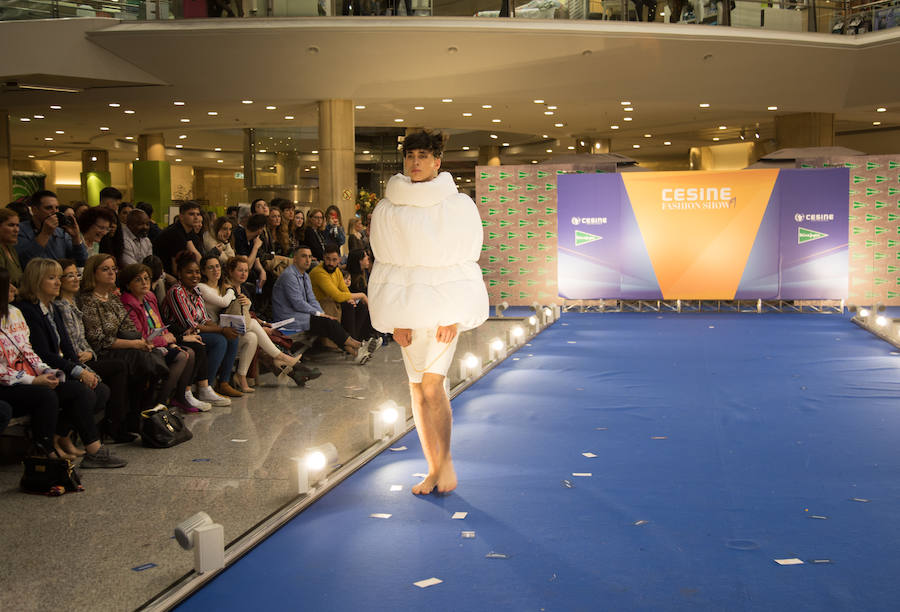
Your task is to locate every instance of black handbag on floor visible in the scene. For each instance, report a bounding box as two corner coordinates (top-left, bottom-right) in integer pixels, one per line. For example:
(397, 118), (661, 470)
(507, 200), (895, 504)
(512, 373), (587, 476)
(140, 405), (193, 448)
(20, 456), (84, 496)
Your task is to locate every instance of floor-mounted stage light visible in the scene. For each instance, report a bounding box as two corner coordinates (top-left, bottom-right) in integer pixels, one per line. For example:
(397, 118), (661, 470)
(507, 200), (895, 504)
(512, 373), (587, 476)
(293, 442), (338, 495)
(370, 401), (405, 440)
(496, 301), (510, 318)
(459, 352), (482, 380)
(542, 306), (553, 324)
(509, 325), (525, 346)
(488, 337), (506, 361)
(174, 512), (224, 574)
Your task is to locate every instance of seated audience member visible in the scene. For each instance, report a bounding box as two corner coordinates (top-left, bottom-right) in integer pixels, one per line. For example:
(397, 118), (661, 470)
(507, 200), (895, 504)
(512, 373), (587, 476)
(98, 186), (123, 213)
(16, 190), (88, 268)
(117, 202), (133, 227)
(323, 205), (346, 249)
(303, 208), (329, 263)
(55, 258), (131, 442)
(233, 213), (267, 287)
(119, 208), (153, 267)
(347, 217), (369, 253)
(262, 207), (291, 275)
(347, 248), (371, 295)
(272, 246), (373, 363)
(120, 263), (203, 413)
(250, 198), (269, 216)
(0, 208), (23, 286)
(142, 254), (167, 306)
(72, 201), (89, 220)
(77, 253), (168, 422)
(225, 205), (240, 227)
(153, 201), (204, 275)
(203, 216), (236, 265)
(0, 267), (125, 467)
(77, 206), (115, 257)
(292, 209), (306, 251)
(273, 199), (298, 255)
(163, 251), (242, 401)
(207, 255), (309, 391)
(136, 202), (162, 242)
(0, 399), (10, 434)
(310, 244), (375, 343)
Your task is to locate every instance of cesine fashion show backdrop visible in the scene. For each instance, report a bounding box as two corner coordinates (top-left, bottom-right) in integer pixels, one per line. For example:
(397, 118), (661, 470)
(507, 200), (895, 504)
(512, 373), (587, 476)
(476, 155), (900, 305)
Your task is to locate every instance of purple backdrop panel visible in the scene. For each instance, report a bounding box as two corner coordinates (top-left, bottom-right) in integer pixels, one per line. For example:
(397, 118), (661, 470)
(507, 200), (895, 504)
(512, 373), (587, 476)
(557, 174), (623, 299)
(778, 168), (849, 299)
(734, 183), (780, 299)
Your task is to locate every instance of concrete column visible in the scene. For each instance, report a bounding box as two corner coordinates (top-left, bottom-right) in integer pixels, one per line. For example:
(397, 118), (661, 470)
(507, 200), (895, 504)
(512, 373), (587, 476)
(574, 137), (610, 154)
(80, 149), (111, 206)
(276, 151), (301, 185)
(134, 133), (171, 223)
(774, 113), (834, 150)
(138, 133), (166, 161)
(318, 100), (356, 230)
(0, 111), (11, 203)
(478, 145), (501, 166)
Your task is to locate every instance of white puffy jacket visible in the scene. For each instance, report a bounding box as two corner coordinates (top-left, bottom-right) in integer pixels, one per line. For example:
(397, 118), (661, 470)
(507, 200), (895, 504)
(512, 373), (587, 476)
(369, 172), (489, 333)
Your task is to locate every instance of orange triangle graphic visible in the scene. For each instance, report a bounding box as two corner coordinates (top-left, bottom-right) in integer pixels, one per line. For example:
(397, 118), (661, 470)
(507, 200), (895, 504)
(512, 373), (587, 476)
(622, 170), (779, 299)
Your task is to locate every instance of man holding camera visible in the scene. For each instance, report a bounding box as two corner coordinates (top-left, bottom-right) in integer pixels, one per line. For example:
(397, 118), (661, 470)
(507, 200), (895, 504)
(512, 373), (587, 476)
(16, 190), (87, 267)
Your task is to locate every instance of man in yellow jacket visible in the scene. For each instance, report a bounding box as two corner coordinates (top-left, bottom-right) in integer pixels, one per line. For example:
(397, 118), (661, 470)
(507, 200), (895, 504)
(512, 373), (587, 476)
(310, 243), (374, 344)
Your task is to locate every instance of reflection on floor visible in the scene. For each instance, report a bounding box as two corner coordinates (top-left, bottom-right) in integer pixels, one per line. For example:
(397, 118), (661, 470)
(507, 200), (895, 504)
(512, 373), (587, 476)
(0, 319), (526, 612)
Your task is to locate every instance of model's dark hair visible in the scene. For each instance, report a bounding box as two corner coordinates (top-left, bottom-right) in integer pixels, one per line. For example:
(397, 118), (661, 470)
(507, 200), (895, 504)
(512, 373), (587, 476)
(246, 213), (268, 232)
(179, 201), (201, 215)
(323, 243), (341, 257)
(402, 130), (447, 158)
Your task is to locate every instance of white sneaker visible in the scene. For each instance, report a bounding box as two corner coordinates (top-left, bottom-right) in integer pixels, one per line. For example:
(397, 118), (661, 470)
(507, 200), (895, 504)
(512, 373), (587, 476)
(184, 389), (212, 412)
(366, 336), (383, 355)
(196, 386), (231, 407)
(354, 343), (371, 365)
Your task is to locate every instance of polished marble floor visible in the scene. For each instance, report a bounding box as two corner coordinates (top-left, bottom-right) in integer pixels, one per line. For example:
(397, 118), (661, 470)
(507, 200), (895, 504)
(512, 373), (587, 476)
(0, 318), (527, 612)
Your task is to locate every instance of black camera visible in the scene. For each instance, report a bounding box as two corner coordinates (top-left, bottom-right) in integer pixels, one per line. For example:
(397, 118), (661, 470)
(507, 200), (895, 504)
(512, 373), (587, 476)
(55, 212), (75, 228)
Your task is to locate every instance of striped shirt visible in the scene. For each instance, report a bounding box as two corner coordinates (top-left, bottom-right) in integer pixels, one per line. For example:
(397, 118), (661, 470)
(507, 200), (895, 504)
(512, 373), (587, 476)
(163, 283), (211, 335)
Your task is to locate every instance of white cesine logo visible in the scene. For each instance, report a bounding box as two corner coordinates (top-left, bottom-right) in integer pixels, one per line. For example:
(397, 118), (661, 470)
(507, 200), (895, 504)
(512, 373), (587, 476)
(571, 216), (607, 226)
(794, 212), (835, 223)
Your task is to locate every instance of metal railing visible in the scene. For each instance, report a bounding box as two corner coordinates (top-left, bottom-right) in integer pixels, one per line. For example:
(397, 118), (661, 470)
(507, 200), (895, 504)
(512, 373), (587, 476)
(0, 0), (896, 35)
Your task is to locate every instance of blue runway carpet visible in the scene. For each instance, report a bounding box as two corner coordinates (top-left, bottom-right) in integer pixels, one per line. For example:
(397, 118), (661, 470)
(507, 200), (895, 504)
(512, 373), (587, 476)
(179, 313), (900, 611)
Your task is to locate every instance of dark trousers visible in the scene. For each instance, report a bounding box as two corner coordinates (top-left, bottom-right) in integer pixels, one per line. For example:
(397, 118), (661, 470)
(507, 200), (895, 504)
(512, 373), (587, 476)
(309, 315), (350, 348)
(0, 400), (10, 432)
(88, 358), (128, 435)
(181, 341), (209, 385)
(0, 380), (100, 448)
(340, 301), (374, 341)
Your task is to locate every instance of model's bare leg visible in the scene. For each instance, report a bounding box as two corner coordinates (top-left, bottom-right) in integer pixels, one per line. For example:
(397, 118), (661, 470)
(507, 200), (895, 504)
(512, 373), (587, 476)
(411, 372), (456, 494)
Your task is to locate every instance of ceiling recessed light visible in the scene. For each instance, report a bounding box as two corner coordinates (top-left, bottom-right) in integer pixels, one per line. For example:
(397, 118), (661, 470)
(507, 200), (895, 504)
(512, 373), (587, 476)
(44, 137), (53, 141)
(33, 114), (44, 119)
(491, 118), (501, 123)
(620, 101), (631, 105)
(699, 103), (710, 108)
(533, 99), (544, 104)
(178, 134), (187, 139)
(27, 155), (35, 158)
(124, 109), (135, 114)
(482, 104), (492, 109)
(441, 98), (453, 103)
(310, 165), (317, 169)
(175, 144), (183, 148)
(502, 142), (510, 147)
(610, 125), (619, 129)
(664, 141), (672, 145)
(266, 105), (277, 110)
(207, 111), (218, 116)
(567, 145), (575, 150)
(108, 103), (120, 108)
(259, 149), (267, 153)
(49, 105), (61, 110)
(214, 147), (222, 151)
(125, 136), (134, 140)
(284, 115), (295, 120)
(217, 159), (223, 163)
(414, 106), (424, 110)
(547, 105), (557, 110)
(180, 118), (190, 123)
(242, 100), (253, 104)
(19, 118), (30, 122)
(99, 126), (109, 131)
(767, 106), (778, 111)
(718, 125), (727, 130)
(55, 130), (64, 134)
(643, 133), (651, 138)
(873, 121), (882, 126)
(624, 107), (634, 112)
(48, 149), (57, 153)
(311, 150), (318, 154)
(624, 117), (633, 121)
(490, 134), (498, 139)
(546, 149), (553, 153)
(531, 160), (538, 164)
(632, 144), (640, 149)
(362, 150), (370, 154)
(554, 123), (564, 127)
(175, 158), (182, 162)
(713, 137), (720, 141)
(544, 111), (554, 115)
(462, 112), (472, 117)
(542, 134), (548, 138)
(876, 107), (886, 112)
(173, 101), (185, 106)
(462, 146), (470, 150)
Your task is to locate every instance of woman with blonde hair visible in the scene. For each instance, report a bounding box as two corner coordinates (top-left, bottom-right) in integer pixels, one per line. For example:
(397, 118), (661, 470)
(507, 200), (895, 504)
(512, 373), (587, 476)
(347, 216), (369, 253)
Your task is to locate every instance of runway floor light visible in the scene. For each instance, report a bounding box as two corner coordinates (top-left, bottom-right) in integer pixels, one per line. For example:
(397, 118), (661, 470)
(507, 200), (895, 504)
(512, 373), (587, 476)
(496, 301), (509, 317)
(488, 337), (506, 361)
(876, 315), (889, 327)
(370, 401), (405, 440)
(293, 442), (338, 495)
(508, 325), (525, 346)
(174, 512), (224, 574)
(459, 352), (482, 380)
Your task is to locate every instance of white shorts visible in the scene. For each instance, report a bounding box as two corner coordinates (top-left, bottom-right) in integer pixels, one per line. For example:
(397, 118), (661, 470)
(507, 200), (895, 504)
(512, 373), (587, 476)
(401, 328), (459, 384)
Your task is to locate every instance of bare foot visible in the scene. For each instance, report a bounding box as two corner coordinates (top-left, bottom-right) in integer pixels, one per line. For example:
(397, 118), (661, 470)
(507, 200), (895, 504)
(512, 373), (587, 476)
(53, 441), (76, 460)
(275, 352), (301, 368)
(436, 461), (457, 494)
(57, 438), (85, 457)
(412, 473), (438, 495)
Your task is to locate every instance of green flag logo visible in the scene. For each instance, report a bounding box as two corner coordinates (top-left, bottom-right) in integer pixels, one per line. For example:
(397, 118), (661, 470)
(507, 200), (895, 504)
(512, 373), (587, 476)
(545, 207), (556, 214)
(537, 195), (550, 203)
(499, 171), (511, 179)
(507, 255), (520, 263)
(518, 196), (529, 203)
(527, 280), (538, 286)
(853, 176), (867, 184)
(537, 219), (549, 227)
(488, 184), (498, 192)
(866, 214), (881, 222)
(488, 255), (498, 263)
(498, 219), (511, 228)
(488, 208), (499, 216)
(481, 220), (490, 228)
(852, 201), (866, 209)
(525, 207), (538, 215)
(875, 278), (887, 286)
(507, 207), (518, 215)
(498, 195), (511, 204)
(865, 239), (876, 248)
(875, 175), (888, 183)
(537, 243), (548, 251)
(479, 172), (490, 180)
(519, 267), (529, 276)
(844, 162), (859, 168)
(575, 230), (602, 246)
(876, 252), (887, 261)
(480, 196), (491, 204)
(537, 170), (550, 179)
(498, 290), (509, 298)
(546, 255), (555, 263)
(526, 231), (537, 239)
(481, 268), (490, 276)
(798, 227), (828, 244)
(518, 171), (528, 179)
(888, 188), (899, 195)
(507, 280), (520, 287)
(507, 184), (518, 192)
(867, 162), (882, 170)
(499, 244), (511, 252)
(875, 226), (888, 235)
(890, 162), (900, 169)
(488, 232), (499, 240)
(545, 231), (557, 238)
(499, 267), (510, 276)
(852, 227), (864, 235)
(876, 201), (888, 209)
(488, 280), (499, 287)
(545, 183), (556, 191)
(518, 244), (528, 251)
(507, 231), (519, 239)
(526, 183), (538, 191)
(526, 255), (538, 263)
(867, 188), (881, 196)
(518, 219), (530, 227)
